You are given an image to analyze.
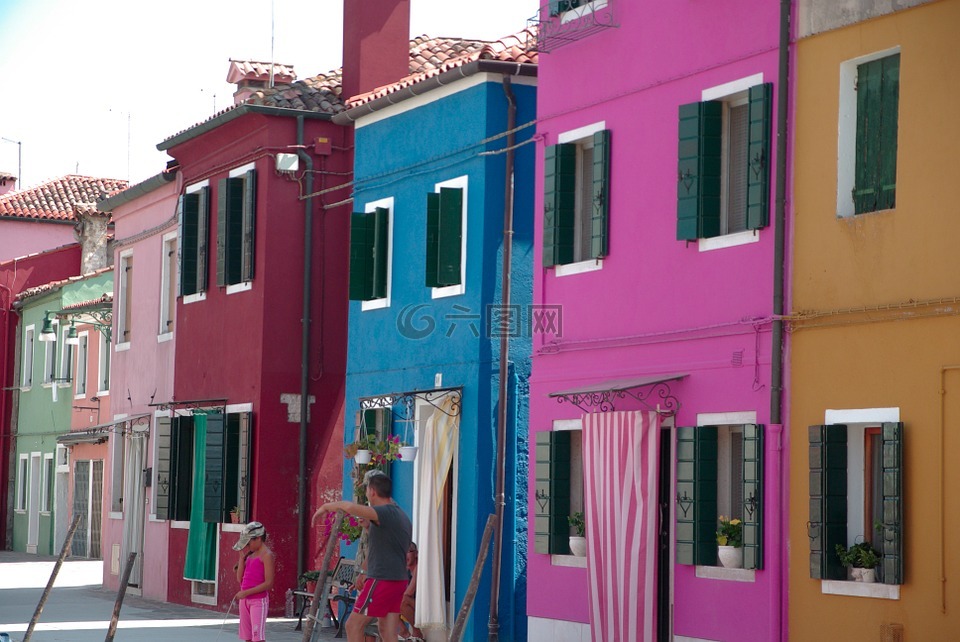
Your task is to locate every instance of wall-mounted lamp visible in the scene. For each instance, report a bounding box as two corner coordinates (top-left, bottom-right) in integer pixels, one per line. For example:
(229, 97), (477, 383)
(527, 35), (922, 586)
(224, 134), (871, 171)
(39, 312), (57, 342)
(65, 321), (80, 346)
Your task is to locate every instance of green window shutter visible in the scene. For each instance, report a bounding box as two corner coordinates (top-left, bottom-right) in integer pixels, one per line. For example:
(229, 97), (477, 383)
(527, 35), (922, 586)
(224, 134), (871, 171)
(425, 192), (440, 288)
(171, 415), (196, 522)
(216, 178), (228, 287)
(155, 416), (172, 520)
(742, 424), (764, 570)
(746, 83), (773, 230)
(808, 424), (847, 580)
(881, 421), (903, 585)
(437, 187), (463, 286)
(543, 143), (576, 267)
(877, 54), (899, 211)
(676, 426), (718, 565)
(363, 407), (393, 440)
(590, 130), (611, 259)
(533, 431), (571, 554)
(203, 412), (226, 523)
(237, 412), (252, 522)
(241, 169), (257, 282)
(371, 207), (390, 299)
(196, 187), (210, 295)
(180, 194), (199, 297)
(226, 176), (245, 285)
(677, 101), (721, 240)
(349, 212), (373, 301)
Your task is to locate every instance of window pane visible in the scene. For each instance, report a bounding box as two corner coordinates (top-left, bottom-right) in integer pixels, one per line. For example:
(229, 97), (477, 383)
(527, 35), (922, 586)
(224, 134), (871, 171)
(726, 103), (749, 233)
(575, 145), (594, 261)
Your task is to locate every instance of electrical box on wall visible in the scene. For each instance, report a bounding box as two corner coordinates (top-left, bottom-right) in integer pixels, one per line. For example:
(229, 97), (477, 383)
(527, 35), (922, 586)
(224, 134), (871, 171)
(314, 137), (332, 156)
(275, 153), (299, 173)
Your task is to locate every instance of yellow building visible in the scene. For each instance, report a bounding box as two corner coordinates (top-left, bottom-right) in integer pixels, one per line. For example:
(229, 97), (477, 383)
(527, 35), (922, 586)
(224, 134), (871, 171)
(789, 0), (960, 639)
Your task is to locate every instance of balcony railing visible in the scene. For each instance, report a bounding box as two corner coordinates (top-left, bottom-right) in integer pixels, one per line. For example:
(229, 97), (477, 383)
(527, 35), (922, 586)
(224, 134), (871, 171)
(529, 0), (618, 53)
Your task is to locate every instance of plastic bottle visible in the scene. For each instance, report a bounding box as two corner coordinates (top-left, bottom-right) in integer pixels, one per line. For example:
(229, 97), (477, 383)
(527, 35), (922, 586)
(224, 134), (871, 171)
(285, 588), (294, 618)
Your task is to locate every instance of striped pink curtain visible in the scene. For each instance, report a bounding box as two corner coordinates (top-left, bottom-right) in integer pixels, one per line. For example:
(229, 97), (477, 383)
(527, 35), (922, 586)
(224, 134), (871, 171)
(584, 410), (661, 642)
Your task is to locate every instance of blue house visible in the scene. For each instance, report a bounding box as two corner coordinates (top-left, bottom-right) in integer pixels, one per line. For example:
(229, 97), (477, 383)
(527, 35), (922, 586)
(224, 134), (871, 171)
(331, 30), (537, 642)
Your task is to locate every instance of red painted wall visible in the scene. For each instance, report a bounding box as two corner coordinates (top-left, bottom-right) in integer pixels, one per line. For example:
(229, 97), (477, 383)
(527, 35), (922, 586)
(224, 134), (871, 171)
(165, 112), (350, 612)
(0, 244), (81, 546)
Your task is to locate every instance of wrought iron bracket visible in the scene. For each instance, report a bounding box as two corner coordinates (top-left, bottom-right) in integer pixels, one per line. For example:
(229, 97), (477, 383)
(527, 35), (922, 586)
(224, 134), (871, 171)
(359, 386), (462, 421)
(553, 377), (682, 414)
(149, 398), (229, 415)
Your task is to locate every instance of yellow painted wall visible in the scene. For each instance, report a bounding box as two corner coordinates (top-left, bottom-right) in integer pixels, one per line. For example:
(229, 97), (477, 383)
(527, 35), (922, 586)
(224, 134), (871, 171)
(790, 1), (960, 640)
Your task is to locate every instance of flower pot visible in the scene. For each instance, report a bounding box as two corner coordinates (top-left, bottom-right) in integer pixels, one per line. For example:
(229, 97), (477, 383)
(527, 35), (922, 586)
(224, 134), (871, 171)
(569, 536), (587, 557)
(718, 545), (743, 569)
(858, 568), (876, 583)
(398, 446), (419, 462)
(230, 513), (240, 524)
(354, 449), (372, 465)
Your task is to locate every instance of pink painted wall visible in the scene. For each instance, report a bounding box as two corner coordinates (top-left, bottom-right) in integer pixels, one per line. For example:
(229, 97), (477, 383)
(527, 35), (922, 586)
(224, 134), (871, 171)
(528, 1), (785, 640)
(0, 221), (76, 263)
(104, 176), (180, 601)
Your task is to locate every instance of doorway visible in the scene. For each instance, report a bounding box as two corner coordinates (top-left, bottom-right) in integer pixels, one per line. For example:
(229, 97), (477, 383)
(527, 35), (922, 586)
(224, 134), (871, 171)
(656, 425), (673, 642)
(27, 452), (41, 553)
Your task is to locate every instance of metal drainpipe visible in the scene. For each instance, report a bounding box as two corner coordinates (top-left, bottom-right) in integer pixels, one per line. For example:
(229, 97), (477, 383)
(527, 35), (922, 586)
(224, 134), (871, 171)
(296, 115), (315, 581)
(771, 1), (791, 641)
(488, 75), (516, 642)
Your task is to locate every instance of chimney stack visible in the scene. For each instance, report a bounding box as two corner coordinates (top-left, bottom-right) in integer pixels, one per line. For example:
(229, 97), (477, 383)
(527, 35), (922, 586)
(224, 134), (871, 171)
(73, 203), (112, 274)
(341, 0), (410, 102)
(0, 172), (16, 196)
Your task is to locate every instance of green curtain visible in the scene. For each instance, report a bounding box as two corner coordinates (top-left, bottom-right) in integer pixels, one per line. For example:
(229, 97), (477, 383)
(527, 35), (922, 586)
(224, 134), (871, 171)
(184, 414), (217, 581)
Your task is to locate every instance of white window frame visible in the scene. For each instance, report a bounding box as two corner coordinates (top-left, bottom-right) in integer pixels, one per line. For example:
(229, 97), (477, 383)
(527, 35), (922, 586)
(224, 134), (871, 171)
(75, 332), (89, 398)
(115, 250), (133, 351)
(836, 46), (901, 219)
(431, 176), (469, 299)
(58, 325), (73, 388)
(40, 452), (54, 514)
(158, 231), (178, 341)
(361, 196), (394, 311)
(16, 453), (29, 512)
(183, 180), (209, 305)
(98, 331), (110, 395)
(555, 121), (606, 277)
(42, 319), (59, 385)
(820, 407), (901, 600)
(55, 444), (69, 473)
(549, 418), (587, 569)
(698, 74), (764, 252)
(21, 324), (35, 389)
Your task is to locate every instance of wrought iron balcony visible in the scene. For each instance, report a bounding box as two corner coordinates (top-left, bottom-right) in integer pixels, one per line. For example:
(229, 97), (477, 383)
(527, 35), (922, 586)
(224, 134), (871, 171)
(529, 0), (618, 53)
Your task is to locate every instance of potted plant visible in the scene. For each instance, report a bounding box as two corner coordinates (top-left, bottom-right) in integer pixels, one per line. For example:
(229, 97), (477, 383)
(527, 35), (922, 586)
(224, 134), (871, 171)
(230, 506), (241, 524)
(836, 541), (881, 582)
(299, 570), (321, 594)
(568, 511), (586, 557)
(398, 442), (419, 462)
(716, 516), (744, 568)
(344, 435), (378, 464)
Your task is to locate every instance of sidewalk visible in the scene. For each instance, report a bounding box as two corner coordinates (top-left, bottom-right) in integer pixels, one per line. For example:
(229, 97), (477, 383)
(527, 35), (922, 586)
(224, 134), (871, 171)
(0, 550), (343, 641)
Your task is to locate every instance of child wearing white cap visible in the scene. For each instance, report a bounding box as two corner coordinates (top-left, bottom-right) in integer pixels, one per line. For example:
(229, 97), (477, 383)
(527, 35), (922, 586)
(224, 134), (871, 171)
(233, 521), (275, 642)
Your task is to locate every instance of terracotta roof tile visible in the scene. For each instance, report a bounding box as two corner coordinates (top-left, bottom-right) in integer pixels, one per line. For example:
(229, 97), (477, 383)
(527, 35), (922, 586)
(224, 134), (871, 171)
(0, 175), (128, 223)
(347, 28), (538, 109)
(15, 266), (114, 303)
(226, 59), (297, 85)
(163, 34), (522, 143)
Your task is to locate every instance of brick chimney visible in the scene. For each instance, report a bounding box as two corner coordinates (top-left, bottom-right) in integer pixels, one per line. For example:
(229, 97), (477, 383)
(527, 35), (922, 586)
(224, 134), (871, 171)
(73, 202), (112, 274)
(226, 60), (297, 106)
(341, 0), (410, 101)
(0, 172), (16, 196)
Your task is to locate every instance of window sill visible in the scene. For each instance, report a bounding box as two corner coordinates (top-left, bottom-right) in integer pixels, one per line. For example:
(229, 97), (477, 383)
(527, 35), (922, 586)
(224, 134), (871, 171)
(20, 385), (31, 392)
(226, 281), (252, 295)
(74, 393), (87, 400)
(555, 258), (603, 277)
(695, 566), (756, 582)
(837, 206), (897, 219)
(222, 523), (245, 533)
(821, 580), (900, 599)
(171, 520), (191, 529)
(551, 554), (587, 568)
(698, 229), (759, 252)
(109, 511), (123, 520)
(114, 342), (131, 353)
(157, 332), (174, 344)
(183, 292), (206, 305)
(361, 298), (390, 311)
(431, 284), (464, 299)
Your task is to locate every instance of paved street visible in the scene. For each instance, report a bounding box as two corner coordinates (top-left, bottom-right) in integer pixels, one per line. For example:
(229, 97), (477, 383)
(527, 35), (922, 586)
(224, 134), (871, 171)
(0, 551), (342, 641)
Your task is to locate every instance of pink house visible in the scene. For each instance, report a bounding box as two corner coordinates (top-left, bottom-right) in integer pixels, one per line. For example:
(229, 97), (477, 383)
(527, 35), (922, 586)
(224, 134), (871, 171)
(527, 1), (788, 641)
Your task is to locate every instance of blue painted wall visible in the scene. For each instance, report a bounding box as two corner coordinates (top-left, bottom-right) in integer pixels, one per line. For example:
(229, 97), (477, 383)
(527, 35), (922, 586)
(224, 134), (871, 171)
(345, 76), (536, 642)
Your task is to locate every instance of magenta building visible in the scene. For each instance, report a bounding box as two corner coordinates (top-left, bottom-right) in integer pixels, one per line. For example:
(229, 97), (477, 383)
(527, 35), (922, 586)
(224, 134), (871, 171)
(527, 1), (788, 641)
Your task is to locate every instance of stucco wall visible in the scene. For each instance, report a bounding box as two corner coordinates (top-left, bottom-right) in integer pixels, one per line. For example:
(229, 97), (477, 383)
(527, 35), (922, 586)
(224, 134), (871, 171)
(797, 0), (935, 37)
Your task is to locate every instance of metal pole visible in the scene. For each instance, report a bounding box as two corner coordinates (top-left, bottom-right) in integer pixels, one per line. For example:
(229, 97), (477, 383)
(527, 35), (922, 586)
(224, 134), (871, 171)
(451, 515), (496, 642)
(23, 513), (82, 642)
(302, 511), (343, 642)
(104, 552), (138, 642)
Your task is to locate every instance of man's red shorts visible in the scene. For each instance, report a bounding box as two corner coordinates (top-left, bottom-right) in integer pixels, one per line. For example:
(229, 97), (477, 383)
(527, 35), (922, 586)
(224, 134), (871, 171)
(353, 577), (407, 617)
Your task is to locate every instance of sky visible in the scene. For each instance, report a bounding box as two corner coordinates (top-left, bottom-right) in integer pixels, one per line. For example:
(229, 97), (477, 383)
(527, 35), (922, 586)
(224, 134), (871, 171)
(0, 0), (538, 189)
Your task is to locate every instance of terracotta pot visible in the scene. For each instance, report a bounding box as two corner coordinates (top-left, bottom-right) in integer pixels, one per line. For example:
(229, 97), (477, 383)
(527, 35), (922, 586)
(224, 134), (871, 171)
(230, 513), (240, 524)
(718, 545), (743, 569)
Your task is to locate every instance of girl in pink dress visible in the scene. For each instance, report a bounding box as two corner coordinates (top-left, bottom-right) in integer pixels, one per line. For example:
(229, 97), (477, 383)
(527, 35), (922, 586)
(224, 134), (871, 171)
(233, 521), (275, 642)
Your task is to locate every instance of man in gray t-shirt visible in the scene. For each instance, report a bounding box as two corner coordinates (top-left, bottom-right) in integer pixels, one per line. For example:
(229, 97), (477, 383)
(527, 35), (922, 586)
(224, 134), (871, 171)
(313, 471), (412, 642)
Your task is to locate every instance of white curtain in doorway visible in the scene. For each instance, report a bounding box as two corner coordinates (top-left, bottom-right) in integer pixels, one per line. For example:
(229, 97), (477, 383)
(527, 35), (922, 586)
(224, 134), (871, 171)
(584, 410), (661, 642)
(414, 396), (458, 632)
(121, 432), (147, 585)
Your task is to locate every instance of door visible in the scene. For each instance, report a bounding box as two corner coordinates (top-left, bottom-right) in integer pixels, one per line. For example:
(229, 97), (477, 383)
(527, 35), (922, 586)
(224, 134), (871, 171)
(27, 453), (41, 553)
(121, 435), (147, 586)
(656, 426), (673, 642)
(73, 460), (91, 557)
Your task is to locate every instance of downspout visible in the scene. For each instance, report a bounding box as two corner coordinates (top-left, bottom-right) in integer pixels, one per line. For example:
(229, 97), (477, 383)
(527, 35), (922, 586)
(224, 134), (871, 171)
(488, 75), (516, 642)
(296, 115), (315, 581)
(771, 1), (791, 641)
(0, 282), (12, 548)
